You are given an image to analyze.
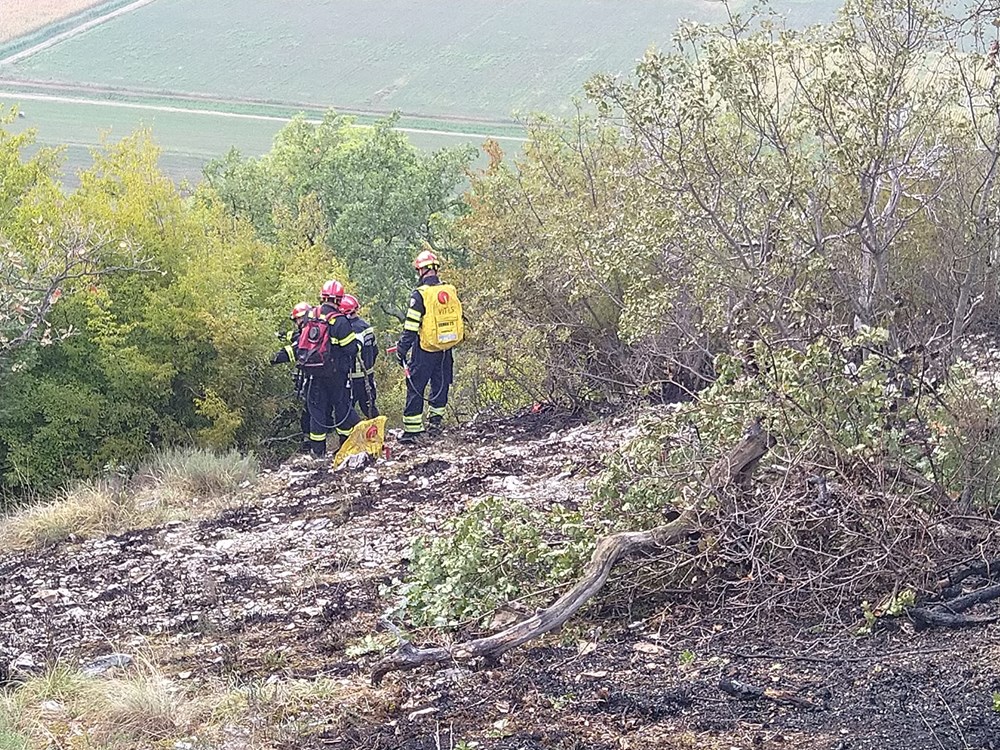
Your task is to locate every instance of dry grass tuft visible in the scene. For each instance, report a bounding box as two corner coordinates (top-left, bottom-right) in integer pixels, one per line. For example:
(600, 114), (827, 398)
(0, 662), (210, 749)
(0, 660), (383, 749)
(0, 482), (159, 549)
(139, 447), (258, 498)
(0, 447), (258, 550)
(96, 673), (206, 742)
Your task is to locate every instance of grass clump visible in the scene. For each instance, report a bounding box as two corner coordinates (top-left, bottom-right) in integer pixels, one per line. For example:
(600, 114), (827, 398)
(0, 662), (209, 749)
(0, 482), (155, 549)
(140, 447), (258, 498)
(0, 447), (258, 550)
(0, 661), (379, 749)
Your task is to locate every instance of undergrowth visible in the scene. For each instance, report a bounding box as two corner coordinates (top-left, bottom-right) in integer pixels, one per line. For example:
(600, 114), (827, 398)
(394, 331), (1000, 631)
(0, 447), (259, 550)
(391, 496), (594, 629)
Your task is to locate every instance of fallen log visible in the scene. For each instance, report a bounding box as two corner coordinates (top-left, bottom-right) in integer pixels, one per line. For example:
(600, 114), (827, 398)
(908, 609), (1000, 629)
(939, 582), (1000, 613)
(909, 582), (1000, 629)
(371, 422), (775, 685)
(936, 558), (1000, 594)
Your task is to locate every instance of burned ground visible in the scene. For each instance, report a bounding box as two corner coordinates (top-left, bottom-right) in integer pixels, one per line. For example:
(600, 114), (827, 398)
(1, 410), (999, 749)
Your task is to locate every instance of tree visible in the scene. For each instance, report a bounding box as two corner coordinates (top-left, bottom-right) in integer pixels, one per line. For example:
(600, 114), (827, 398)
(0, 117), (148, 368)
(458, 0), (1000, 409)
(204, 112), (475, 321)
(0, 128), (356, 494)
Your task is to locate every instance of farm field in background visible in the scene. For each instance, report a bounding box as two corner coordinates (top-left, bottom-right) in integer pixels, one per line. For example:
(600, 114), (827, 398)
(0, 0), (842, 180)
(0, 0), (104, 42)
(2, 97), (525, 187)
(2, 0), (842, 120)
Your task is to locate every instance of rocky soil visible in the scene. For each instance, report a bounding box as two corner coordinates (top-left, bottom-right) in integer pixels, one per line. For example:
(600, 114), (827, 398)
(2, 410), (999, 749)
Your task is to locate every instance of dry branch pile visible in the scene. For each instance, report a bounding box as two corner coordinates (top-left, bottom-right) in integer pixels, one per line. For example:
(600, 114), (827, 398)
(374, 416), (1000, 685)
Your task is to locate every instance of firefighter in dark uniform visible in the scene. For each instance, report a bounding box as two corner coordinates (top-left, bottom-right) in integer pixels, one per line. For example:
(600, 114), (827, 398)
(340, 293), (379, 418)
(396, 248), (455, 443)
(302, 280), (361, 457)
(270, 301), (312, 452)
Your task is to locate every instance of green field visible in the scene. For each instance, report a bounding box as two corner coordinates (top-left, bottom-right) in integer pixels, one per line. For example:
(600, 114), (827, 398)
(1, 96), (528, 186)
(4, 0), (842, 120)
(0, 0), (843, 181)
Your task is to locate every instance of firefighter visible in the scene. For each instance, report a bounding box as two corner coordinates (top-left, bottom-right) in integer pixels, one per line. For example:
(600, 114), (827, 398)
(340, 293), (379, 418)
(270, 301), (312, 452)
(395, 246), (463, 444)
(299, 280), (361, 457)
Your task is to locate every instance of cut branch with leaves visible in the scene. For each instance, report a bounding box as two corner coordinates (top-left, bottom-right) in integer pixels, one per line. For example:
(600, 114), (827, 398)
(372, 422), (775, 685)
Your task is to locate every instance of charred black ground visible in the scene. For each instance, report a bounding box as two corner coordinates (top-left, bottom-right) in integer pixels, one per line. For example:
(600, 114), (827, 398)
(1, 409), (998, 749)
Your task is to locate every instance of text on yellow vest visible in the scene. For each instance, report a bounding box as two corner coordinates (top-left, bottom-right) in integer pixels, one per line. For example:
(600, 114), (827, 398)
(417, 284), (464, 352)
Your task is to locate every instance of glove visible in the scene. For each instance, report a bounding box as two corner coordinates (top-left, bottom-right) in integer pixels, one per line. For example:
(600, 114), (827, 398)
(269, 352), (282, 365)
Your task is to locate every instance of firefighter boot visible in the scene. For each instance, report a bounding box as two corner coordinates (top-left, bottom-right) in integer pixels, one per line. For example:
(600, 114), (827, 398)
(426, 416), (443, 437)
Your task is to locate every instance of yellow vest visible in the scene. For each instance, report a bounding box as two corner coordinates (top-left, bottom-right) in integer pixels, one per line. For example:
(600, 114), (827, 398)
(417, 284), (464, 352)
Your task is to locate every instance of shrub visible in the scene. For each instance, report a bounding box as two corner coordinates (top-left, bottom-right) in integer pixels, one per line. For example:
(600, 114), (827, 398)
(395, 496), (593, 628)
(928, 343), (1000, 510)
(398, 333), (1000, 631)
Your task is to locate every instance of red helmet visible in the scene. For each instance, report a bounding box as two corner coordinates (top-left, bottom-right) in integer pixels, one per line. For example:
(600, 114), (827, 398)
(320, 280), (345, 301)
(339, 294), (360, 315)
(290, 301), (311, 321)
(413, 249), (439, 271)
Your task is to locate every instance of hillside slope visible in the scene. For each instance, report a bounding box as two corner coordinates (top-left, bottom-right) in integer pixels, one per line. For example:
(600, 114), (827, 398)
(2, 411), (999, 749)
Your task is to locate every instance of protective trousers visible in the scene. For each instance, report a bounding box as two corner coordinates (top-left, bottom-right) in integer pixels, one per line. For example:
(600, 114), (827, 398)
(307, 375), (361, 456)
(402, 350), (453, 435)
(295, 372), (310, 451)
(350, 374), (379, 419)
(298, 406), (311, 451)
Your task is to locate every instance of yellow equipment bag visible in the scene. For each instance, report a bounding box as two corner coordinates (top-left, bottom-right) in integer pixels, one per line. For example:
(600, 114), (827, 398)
(332, 416), (387, 469)
(417, 284), (464, 352)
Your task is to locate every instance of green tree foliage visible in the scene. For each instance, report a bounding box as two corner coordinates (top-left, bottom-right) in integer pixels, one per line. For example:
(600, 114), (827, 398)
(0, 128), (351, 495)
(1, 108), (474, 498)
(461, 0), (1000, 408)
(204, 112), (475, 320)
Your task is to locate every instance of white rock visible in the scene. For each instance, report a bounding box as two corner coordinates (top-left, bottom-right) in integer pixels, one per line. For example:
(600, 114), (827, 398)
(39, 700), (64, 716)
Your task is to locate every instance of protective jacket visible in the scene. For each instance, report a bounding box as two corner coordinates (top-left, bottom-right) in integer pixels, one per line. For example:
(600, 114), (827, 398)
(348, 314), (379, 418)
(270, 328), (309, 449)
(308, 302), (359, 375)
(398, 273), (454, 436)
(349, 315), (378, 375)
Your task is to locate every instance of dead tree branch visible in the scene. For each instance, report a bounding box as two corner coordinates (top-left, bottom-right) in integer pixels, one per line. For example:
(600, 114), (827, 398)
(371, 422), (775, 685)
(0, 225), (149, 362)
(910, 582), (1000, 629)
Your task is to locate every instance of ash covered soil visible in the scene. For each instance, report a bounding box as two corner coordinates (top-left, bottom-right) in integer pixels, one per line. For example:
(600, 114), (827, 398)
(2, 410), (999, 750)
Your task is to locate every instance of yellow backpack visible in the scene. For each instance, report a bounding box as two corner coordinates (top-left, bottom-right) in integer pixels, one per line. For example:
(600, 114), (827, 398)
(417, 283), (464, 352)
